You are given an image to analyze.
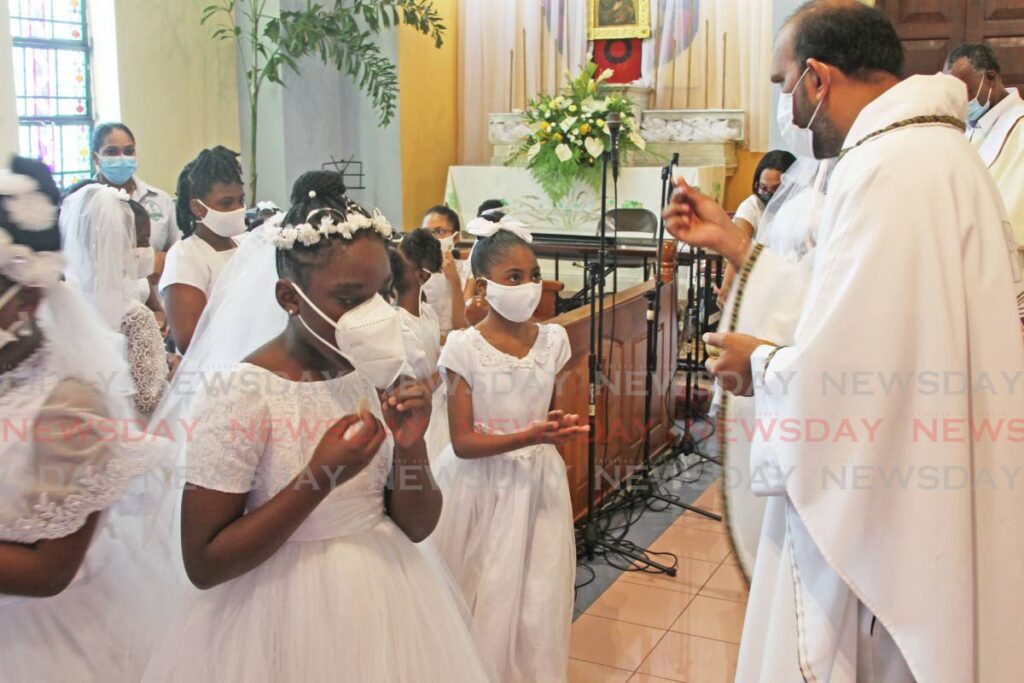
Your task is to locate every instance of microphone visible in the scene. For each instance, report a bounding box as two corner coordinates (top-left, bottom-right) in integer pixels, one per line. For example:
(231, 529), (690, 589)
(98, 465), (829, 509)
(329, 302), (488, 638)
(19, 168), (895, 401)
(607, 112), (622, 181)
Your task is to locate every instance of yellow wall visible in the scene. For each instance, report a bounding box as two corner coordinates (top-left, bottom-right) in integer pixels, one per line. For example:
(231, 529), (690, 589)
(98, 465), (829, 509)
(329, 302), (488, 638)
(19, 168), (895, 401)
(397, 0), (458, 228)
(725, 149), (764, 213)
(113, 0), (241, 194)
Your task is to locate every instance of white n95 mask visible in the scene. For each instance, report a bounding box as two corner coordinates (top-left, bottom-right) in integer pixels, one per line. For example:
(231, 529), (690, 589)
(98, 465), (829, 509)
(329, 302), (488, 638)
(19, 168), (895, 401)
(290, 284), (407, 389)
(132, 246), (156, 279)
(483, 279), (542, 323)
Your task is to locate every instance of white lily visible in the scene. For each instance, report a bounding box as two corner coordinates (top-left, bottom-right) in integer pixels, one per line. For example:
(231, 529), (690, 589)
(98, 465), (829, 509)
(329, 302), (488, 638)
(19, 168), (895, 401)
(629, 131), (647, 150)
(584, 136), (604, 159)
(555, 144), (573, 163)
(560, 116), (579, 132)
(597, 68), (615, 83)
(527, 143), (542, 160)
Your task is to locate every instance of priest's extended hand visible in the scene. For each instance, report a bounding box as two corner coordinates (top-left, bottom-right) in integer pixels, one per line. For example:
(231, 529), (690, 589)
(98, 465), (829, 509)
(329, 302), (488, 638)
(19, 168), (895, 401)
(663, 179), (751, 270)
(703, 332), (770, 397)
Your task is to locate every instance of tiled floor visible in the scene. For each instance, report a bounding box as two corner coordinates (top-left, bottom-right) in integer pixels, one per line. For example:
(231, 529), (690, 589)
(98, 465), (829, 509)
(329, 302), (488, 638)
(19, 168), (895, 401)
(569, 479), (747, 682)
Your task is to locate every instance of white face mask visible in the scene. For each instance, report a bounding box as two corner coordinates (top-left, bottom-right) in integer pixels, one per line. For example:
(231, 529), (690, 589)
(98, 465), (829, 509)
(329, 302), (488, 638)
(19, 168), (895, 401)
(198, 201), (247, 238)
(776, 67), (824, 159)
(439, 235), (455, 254)
(132, 246), (156, 279)
(290, 285), (407, 389)
(420, 271), (447, 302)
(483, 279), (542, 323)
(0, 285), (25, 352)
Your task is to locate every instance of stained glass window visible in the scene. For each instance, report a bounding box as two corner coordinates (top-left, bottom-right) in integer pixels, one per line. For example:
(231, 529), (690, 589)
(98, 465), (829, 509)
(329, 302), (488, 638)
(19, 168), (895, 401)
(9, 0), (92, 188)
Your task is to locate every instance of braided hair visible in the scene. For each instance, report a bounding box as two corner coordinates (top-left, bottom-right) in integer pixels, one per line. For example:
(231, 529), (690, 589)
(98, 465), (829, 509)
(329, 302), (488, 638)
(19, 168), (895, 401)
(175, 146), (243, 237)
(274, 170), (385, 286)
(469, 229), (533, 279)
(389, 228), (442, 296)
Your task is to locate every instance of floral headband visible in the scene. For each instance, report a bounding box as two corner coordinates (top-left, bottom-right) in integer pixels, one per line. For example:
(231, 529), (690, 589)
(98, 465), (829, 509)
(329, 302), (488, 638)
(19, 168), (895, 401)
(0, 169), (64, 287)
(271, 191), (393, 250)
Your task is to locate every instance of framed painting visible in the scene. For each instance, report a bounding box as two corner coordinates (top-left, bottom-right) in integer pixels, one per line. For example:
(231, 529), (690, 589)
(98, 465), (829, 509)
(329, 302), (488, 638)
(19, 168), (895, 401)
(587, 0), (651, 40)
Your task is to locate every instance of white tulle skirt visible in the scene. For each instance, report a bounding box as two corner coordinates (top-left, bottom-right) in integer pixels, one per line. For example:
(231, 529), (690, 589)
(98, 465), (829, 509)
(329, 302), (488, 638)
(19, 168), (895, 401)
(426, 386), (451, 464)
(141, 518), (492, 682)
(0, 515), (181, 682)
(431, 444), (576, 683)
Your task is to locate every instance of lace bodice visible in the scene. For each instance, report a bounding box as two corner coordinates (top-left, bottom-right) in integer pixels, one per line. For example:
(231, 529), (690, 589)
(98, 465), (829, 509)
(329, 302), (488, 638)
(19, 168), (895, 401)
(439, 324), (572, 435)
(121, 304), (169, 415)
(0, 344), (157, 544)
(185, 364), (394, 541)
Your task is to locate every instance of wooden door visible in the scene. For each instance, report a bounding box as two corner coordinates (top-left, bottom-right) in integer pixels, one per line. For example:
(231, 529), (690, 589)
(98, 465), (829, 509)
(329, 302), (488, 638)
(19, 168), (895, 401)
(875, 0), (967, 76)
(967, 1), (1024, 89)
(877, 0), (1024, 90)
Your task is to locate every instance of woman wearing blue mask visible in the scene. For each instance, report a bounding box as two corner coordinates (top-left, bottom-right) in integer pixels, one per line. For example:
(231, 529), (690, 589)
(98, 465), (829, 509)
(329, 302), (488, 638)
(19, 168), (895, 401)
(159, 146), (247, 352)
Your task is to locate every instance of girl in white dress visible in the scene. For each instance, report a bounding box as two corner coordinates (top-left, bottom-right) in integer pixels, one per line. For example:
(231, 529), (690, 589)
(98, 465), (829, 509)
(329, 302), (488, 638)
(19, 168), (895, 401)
(388, 228), (449, 462)
(159, 146), (246, 352)
(0, 156), (176, 681)
(60, 182), (171, 415)
(142, 171), (490, 682)
(432, 221), (589, 682)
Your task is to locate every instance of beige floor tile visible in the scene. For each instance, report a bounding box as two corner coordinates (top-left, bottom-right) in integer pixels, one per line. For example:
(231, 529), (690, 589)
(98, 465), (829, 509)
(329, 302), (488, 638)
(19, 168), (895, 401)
(671, 511), (728, 534)
(722, 552), (739, 566)
(669, 595), (747, 643)
(647, 525), (732, 564)
(637, 632), (739, 683)
(569, 614), (667, 672)
(567, 658), (633, 683)
(586, 580), (695, 630)
(699, 562), (749, 603)
(617, 556), (719, 595)
(627, 674), (680, 682)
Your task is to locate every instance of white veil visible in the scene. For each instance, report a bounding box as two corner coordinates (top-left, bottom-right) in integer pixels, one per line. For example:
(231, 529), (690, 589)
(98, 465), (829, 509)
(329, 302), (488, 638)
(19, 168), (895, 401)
(59, 183), (137, 330)
(149, 224), (287, 438)
(758, 158), (835, 261)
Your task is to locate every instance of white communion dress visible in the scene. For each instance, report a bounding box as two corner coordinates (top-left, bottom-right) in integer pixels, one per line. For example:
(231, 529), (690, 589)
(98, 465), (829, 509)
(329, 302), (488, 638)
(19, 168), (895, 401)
(141, 364), (492, 682)
(396, 301), (450, 462)
(0, 342), (176, 682)
(432, 324), (576, 683)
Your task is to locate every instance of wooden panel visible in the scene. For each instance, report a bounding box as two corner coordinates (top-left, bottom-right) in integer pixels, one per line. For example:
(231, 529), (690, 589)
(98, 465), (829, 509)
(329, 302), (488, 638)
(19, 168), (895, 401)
(968, 1), (1024, 90)
(987, 36), (1024, 89)
(552, 278), (678, 519)
(877, 0), (965, 76)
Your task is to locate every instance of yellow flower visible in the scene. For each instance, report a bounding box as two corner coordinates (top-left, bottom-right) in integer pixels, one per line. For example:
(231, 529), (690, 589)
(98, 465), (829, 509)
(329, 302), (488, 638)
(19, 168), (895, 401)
(596, 119), (605, 128)
(579, 123), (591, 135)
(540, 121), (550, 131)
(554, 133), (564, 142)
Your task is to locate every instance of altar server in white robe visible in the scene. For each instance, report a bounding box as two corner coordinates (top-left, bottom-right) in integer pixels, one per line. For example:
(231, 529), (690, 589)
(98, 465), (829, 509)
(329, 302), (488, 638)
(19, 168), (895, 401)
(944, 43), (1024, 327)
(665, 3), (1024, 682)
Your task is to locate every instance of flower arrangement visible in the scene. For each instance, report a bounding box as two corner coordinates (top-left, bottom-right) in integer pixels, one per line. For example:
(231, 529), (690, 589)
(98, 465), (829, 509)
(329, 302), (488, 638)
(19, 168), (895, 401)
(508, 60), (646, 204)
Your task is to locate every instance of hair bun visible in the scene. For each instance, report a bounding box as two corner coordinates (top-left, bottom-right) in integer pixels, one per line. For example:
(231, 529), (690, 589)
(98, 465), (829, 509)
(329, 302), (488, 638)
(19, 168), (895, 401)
(290, 170), (346, 206)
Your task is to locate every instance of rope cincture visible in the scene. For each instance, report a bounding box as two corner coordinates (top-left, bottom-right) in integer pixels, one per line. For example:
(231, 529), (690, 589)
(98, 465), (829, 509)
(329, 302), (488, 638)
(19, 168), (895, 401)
(837, 115), (966, 163)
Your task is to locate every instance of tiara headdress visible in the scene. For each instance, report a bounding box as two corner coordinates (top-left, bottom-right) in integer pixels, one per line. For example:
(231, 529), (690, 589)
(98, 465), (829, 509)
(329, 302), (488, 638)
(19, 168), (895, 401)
(272, 198), (392, 250)
(0, 167), (64, 287)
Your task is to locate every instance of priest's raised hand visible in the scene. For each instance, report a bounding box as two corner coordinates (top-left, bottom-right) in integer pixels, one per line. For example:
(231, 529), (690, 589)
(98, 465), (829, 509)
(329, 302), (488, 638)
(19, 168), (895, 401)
(663, 178), (751, 270)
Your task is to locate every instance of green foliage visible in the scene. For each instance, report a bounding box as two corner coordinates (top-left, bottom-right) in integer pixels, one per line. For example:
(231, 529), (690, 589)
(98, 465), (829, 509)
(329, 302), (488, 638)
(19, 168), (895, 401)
(202, 0), (445, 200)
(507, 60), (645, 204)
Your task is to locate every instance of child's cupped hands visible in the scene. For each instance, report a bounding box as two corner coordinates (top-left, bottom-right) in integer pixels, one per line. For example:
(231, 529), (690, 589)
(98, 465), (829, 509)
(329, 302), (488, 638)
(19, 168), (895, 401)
(379, 377), (433, 448)
(526, 410), (590, 446)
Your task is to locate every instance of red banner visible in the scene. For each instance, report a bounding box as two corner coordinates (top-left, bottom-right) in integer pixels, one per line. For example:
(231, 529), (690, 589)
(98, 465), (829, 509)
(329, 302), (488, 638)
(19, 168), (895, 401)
(593, 39), (643, 84)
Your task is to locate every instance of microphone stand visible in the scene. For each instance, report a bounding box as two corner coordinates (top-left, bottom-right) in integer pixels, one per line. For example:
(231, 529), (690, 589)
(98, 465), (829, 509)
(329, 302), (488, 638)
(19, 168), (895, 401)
(632, 154), (722, 520)
(578, 143), (676, 576)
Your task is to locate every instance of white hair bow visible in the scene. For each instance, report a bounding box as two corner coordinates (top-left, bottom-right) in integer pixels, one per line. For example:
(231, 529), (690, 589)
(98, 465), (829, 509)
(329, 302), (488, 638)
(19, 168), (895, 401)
(465, 216), (533, 243)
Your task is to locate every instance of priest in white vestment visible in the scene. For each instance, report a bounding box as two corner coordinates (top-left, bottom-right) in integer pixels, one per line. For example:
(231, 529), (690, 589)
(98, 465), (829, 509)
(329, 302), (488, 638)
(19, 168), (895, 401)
(944, 43), (1024, 327)
(665, 3), (1024, 682)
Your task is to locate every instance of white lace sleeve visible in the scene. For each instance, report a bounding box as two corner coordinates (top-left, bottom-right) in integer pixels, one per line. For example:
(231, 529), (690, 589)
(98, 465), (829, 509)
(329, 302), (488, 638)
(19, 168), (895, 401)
(121, 306), (169, 415)
(185, 370), (269, 494)
(0, 377), (156, 543)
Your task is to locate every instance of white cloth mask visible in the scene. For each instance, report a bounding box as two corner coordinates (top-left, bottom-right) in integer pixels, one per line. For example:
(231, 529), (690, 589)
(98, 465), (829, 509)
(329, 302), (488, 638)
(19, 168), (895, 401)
(132, 246), (156, 279)
(0, 285), (25, 351)
(439, 235), (455, 254)
(290, 285), (407, 389)
(421, 271), (448, 303)
(198, 201), (247, 238)
(776, 67), (824, 159)
(483, 279), (542, 323)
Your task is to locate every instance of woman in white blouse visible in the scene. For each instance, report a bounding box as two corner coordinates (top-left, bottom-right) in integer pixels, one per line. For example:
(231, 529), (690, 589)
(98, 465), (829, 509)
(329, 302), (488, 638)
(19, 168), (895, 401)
(159, 146), (246, 353)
